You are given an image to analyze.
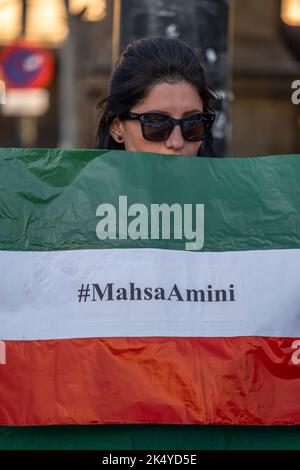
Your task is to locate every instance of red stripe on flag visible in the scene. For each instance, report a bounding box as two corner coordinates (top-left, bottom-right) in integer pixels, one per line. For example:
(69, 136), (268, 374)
(0, 337), (300, 426)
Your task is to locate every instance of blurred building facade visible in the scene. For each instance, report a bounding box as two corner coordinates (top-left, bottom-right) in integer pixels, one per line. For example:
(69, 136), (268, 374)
(231, 0), (300, 156)
(0, 0), (300, 157)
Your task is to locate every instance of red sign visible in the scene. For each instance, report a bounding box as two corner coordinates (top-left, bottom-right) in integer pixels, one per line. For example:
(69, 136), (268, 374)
(0, 41), (54, 89)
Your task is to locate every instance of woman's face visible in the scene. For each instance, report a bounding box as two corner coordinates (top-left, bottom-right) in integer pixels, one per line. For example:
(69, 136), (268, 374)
(110, 80), (204, 156)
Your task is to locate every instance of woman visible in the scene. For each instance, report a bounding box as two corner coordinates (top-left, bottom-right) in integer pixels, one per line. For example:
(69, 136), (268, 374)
(96, 36), (219, 157)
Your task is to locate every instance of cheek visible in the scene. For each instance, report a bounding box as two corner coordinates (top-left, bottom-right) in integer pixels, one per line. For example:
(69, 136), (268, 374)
(184, 142), (202, 156)
(123, 122), (143, 149)
(195, 142), (202, 155)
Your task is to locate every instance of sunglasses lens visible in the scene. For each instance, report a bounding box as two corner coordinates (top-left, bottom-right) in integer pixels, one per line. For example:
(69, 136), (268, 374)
(138, 113), (214, 142)
(182, 116), (207, 142)
(142, 114), (173, 142)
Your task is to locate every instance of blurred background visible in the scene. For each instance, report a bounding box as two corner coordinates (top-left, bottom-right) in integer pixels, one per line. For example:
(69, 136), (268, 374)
(1, 0), (300, 157)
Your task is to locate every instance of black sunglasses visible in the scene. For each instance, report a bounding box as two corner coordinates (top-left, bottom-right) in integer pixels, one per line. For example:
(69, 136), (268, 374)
(119, 111), (215, 142)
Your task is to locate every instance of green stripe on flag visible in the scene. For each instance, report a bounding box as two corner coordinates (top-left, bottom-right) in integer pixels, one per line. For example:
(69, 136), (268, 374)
(0, 149), (300, 252)
(1, 425), (300, 450)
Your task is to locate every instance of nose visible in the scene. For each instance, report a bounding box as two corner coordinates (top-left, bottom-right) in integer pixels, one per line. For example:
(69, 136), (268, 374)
(164, 124), (185, 152)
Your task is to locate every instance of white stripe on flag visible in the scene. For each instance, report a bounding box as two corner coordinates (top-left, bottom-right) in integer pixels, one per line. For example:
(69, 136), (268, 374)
(1, 248), (300, 340)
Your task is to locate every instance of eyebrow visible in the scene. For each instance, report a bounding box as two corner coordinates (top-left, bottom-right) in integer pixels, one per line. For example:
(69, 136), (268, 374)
(146, 109), (203, 116)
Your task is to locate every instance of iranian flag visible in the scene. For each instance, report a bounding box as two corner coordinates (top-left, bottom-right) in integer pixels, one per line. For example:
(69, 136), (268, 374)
(0, 148), (300, 431)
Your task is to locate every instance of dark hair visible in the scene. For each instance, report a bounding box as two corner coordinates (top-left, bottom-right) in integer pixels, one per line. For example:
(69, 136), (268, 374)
(96, 36), (220, 156)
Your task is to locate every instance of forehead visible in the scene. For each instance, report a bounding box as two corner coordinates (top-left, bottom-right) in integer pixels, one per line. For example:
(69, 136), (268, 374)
(133, 80), (203, 114)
